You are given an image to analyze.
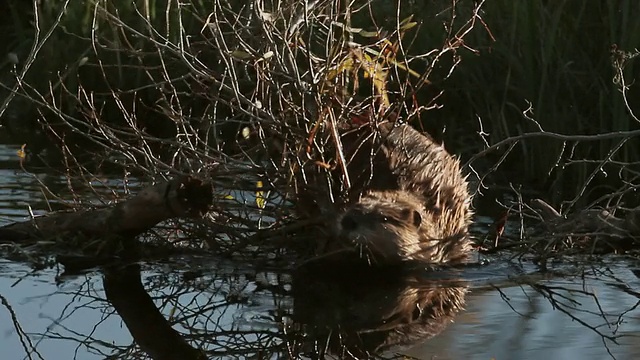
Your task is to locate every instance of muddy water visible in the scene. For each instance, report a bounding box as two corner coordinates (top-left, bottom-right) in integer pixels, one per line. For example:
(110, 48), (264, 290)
(1, 144), (639, 360)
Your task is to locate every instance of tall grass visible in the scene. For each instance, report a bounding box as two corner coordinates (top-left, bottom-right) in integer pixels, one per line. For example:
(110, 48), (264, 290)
(0, 0), (212, 152)
(434, 0), (640, 207)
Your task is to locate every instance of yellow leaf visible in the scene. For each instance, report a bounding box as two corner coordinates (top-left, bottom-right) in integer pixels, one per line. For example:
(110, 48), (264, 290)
(16, 144), (26, 160)
(362, 52), (374, 66)
(360, 46), (430, 85)
(216, 193), (234, 200)
(326, 57), (355, 82)
(352, 48), (390, 110)
(256, 180), (266, 209)
(168, 304), (177, 321)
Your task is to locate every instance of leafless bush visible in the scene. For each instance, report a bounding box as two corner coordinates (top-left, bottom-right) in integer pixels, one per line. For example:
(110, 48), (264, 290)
(4, 0), (491, 259)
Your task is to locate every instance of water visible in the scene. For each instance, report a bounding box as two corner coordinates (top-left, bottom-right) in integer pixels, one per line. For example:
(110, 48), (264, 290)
(407, 261), (640, 359)
(1, 144), (639, 360)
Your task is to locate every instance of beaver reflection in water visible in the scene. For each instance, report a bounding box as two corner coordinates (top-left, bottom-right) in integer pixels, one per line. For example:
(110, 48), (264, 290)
(326, 120), (473, 265)
(292, 258), (467, 357)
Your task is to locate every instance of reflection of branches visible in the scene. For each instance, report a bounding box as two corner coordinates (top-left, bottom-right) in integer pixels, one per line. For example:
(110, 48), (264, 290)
(19, 260), (293, 359)
(530, 284), (615, 340)
(0, 292), (44, 360)
(491, 264), (640, 360)
(5, 257), (464, 360)
(528, 281), (620, 358)
(5, 256), (635, 360)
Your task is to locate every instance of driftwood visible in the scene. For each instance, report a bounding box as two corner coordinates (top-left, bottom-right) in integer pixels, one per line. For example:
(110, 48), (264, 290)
(529, 198), (640, 252)
(0, 176), (212, 251)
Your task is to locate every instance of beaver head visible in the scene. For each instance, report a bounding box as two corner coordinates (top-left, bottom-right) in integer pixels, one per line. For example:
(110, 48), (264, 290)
(335, 189), (471, 265)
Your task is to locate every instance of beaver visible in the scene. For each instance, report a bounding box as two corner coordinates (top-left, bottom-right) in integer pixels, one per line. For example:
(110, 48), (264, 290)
(321, 120), (474, 265)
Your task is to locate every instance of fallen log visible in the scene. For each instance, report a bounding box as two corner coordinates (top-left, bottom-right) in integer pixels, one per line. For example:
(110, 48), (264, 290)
(0, 176), (212, 249)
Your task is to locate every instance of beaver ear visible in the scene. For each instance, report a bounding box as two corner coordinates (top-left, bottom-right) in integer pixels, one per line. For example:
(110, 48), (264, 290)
(411, 210), (422, 228)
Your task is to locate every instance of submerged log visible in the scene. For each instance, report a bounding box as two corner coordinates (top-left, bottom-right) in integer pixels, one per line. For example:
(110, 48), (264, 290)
(104, 263), (207, 360)
(0, 176), (212, 245)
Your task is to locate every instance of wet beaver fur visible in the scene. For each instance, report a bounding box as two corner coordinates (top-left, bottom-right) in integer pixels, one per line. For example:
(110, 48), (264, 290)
(302, 119), (473, 265)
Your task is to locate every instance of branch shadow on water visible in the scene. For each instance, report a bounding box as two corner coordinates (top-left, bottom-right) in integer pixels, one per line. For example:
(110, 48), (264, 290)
(97, 256), (470, 360)
(102, 263), (207, 360)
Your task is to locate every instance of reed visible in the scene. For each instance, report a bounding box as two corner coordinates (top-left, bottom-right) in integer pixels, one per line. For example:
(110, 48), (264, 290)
(0, 0), (212, 149)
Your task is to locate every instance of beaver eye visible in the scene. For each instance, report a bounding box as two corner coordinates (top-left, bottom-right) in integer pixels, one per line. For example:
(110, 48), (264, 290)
(411, 210), (422, 228)
(399, 208), (421, 227)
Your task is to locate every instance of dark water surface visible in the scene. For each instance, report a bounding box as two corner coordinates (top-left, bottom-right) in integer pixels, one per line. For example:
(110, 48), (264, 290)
(1, 144), (640, 360)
